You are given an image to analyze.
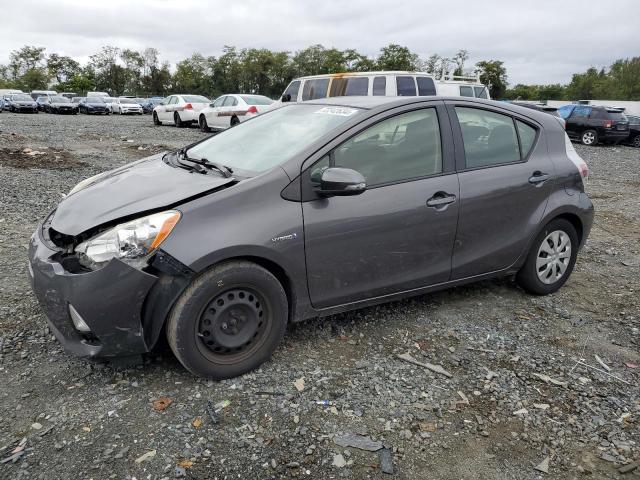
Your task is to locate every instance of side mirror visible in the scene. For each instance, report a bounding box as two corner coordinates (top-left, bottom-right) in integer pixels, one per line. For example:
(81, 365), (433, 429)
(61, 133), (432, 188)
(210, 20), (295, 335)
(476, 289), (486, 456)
(209, 103), (215, 107)
(159, 101), (166, 106)
(281, 93), (291, 103)
(318, 168), (366, 197)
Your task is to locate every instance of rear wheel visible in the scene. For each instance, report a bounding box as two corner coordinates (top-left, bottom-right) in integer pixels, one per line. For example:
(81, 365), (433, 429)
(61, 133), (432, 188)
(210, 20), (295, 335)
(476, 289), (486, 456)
(153, 112), (161, 125)
(516, 218), (579, 295)
(230, 116), (240, 127)
(166, 261), (288, 379)
(581, 129), (598, 146)
(174, 112), (183, 128)
(199, 115), (210, 132)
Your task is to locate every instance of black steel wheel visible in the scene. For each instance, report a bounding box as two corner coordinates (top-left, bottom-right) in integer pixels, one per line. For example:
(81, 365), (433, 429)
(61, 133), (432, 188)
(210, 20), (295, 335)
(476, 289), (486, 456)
(166, 261), (287, 379)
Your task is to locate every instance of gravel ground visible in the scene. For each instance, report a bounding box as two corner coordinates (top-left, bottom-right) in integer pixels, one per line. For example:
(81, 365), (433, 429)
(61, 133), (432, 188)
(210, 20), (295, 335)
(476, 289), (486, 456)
(0, 112), (638, 480)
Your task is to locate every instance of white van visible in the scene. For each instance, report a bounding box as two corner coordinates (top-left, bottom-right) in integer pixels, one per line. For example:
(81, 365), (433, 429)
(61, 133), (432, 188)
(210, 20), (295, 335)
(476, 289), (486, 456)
(30, 90), (57, 100)
(436, 74), (490, 99)
(276, 71), (490, 105)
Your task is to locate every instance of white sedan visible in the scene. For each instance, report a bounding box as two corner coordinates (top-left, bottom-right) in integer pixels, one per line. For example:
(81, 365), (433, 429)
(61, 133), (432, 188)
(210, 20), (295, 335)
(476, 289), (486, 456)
(113, 97), (143, 115)
(152, 94), (210, 127)
(197, 94), (274, 132)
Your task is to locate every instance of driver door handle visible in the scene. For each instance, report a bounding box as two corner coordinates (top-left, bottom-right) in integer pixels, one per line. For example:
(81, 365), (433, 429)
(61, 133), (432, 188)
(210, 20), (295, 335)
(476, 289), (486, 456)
(529, 171), (550, 184)
(426, 192), (456, 208)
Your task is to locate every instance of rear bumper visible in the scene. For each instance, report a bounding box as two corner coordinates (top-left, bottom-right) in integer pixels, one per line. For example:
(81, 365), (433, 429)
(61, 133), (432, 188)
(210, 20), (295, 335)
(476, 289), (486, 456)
(180, 110), (200, 122)
(28, 227), (158, 358)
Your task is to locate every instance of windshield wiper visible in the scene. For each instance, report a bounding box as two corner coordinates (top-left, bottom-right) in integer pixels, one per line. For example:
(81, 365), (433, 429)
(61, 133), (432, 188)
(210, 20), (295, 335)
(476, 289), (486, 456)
(176, 148), (234, 178)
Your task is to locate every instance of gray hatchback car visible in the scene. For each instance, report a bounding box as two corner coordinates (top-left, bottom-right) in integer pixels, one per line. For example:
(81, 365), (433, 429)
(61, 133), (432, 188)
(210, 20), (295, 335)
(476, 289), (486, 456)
(28, 96), (593, 379)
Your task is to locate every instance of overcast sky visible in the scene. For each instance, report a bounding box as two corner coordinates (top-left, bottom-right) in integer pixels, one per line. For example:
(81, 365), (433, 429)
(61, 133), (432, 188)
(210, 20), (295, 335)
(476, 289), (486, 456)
(1, 0), (638, 85)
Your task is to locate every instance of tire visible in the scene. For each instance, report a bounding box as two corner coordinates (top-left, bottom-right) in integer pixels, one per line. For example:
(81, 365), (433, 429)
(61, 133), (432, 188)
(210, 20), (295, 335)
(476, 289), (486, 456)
(516, 218), (579, 295)
(166, 261), (288, 379)
(153, 112), (161, 125)
(230, 116), (240, 127)
(632, 135), (640, 148)
(199, 115), (210, 132)
(174, 112), (183, 128)
(581, 129), (598, 146)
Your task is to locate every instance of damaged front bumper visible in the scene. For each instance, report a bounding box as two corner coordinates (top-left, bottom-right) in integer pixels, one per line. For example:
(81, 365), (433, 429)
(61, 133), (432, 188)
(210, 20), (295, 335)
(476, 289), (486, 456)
(27, 224), (188, 358)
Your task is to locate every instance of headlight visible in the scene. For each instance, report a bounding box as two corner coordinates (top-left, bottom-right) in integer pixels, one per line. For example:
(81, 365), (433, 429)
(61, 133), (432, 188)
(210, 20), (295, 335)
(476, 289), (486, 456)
(75, 210), (181, 268)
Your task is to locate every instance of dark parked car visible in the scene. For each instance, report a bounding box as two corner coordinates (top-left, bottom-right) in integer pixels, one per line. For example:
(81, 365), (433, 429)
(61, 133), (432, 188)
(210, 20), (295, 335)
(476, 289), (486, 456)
(625, 115), (640, 148)
(79, 97), (110, 115)
(140, 97), (163, 113)
(36, 96), (51, 111)
(558, 104), (629, 145)
(46, 96), (79, 114)
(4, 93), (38, 113)
(28, 96), (593, 379)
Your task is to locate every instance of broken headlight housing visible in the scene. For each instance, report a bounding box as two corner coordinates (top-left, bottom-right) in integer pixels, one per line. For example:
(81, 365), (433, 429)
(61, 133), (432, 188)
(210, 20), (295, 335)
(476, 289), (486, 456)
(75, 210), (181, 269)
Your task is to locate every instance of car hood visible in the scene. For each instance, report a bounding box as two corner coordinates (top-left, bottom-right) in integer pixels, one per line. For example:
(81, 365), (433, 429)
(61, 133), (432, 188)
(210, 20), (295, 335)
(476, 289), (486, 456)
(120, 103), (141, 107)
(13, 101), (36, 105)
(51, 102), (74, 107)
(51, 153), (236, 236)
(85, 102), (107, 107)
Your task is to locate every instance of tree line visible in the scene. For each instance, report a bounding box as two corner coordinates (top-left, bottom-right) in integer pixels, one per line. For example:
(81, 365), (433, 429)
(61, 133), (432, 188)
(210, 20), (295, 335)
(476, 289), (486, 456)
(504, 58), (640, 101)
(1, 43), (637, 101)
(0, 44), (507, 98)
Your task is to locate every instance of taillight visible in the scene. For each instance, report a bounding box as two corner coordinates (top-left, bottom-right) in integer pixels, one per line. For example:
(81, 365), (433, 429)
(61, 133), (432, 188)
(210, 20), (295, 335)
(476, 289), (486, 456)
(603, 120), (613, 128)
(246, 106), (258, 114)
(565, 134), (589, 192)
(184, 103), (193, 110)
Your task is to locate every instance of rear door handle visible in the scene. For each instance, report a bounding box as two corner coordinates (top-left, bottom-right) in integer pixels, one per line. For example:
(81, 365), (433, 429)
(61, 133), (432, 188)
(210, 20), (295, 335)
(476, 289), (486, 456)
(426, 192), (456, 208)
(529, 171), (550, 184)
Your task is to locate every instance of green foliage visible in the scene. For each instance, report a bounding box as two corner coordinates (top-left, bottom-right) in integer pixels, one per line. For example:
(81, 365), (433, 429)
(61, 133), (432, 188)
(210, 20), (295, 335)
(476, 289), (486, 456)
(375, 44), (421, 71)
(475, 60), (508, 99)
(2, 42), (638, 103)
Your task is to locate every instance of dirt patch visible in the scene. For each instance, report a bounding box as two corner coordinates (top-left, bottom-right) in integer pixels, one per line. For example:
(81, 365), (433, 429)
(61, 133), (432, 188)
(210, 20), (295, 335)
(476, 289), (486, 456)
(0, 147), (86, 170)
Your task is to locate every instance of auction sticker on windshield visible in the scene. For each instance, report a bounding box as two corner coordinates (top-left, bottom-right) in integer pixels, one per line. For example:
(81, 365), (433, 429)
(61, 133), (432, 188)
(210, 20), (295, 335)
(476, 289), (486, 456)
(314, 106), (358, 116)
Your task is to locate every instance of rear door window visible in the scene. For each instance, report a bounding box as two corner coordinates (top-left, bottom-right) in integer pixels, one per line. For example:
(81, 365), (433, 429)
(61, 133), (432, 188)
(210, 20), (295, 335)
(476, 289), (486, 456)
(373, 76), (386, 96)
(302, 78), (330, 101)
(460, 86), (474, 97)
(283, 81), (301, 101)
(396, 76), (416, 96)
(571, 106), (590, 118)
(455, 107), (521, 168)
(416, 77), (436, 96)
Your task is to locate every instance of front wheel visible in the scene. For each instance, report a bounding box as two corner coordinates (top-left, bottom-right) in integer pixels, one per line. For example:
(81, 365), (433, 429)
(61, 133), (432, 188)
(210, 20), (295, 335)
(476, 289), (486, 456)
(516, 218), (579, 295)
(632, 135), (640, 148)
(581, 129), (598, 146)
(166, 261), (288, 379)
(153, 112), (161, 125)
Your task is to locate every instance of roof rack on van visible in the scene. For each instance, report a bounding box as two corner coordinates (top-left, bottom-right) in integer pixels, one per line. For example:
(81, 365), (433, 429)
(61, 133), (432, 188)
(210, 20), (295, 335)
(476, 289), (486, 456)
(440, 73), (481, 83)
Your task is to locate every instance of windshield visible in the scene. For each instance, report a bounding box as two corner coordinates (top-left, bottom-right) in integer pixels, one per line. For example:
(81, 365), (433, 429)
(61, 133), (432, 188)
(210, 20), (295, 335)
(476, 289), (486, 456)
(188, 104), (362, 174)
(13, 94), (33, 101)
(182, 95), (209, 103)
(241, 95), (273, 106)
(87, 97), (104, 103)
(51, 96), (70, 103)
(119, 98), (138, 104)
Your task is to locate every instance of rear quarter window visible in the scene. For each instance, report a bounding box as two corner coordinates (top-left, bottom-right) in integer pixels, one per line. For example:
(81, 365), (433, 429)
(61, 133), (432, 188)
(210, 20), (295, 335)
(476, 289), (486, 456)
(516, 121), (537, 157)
